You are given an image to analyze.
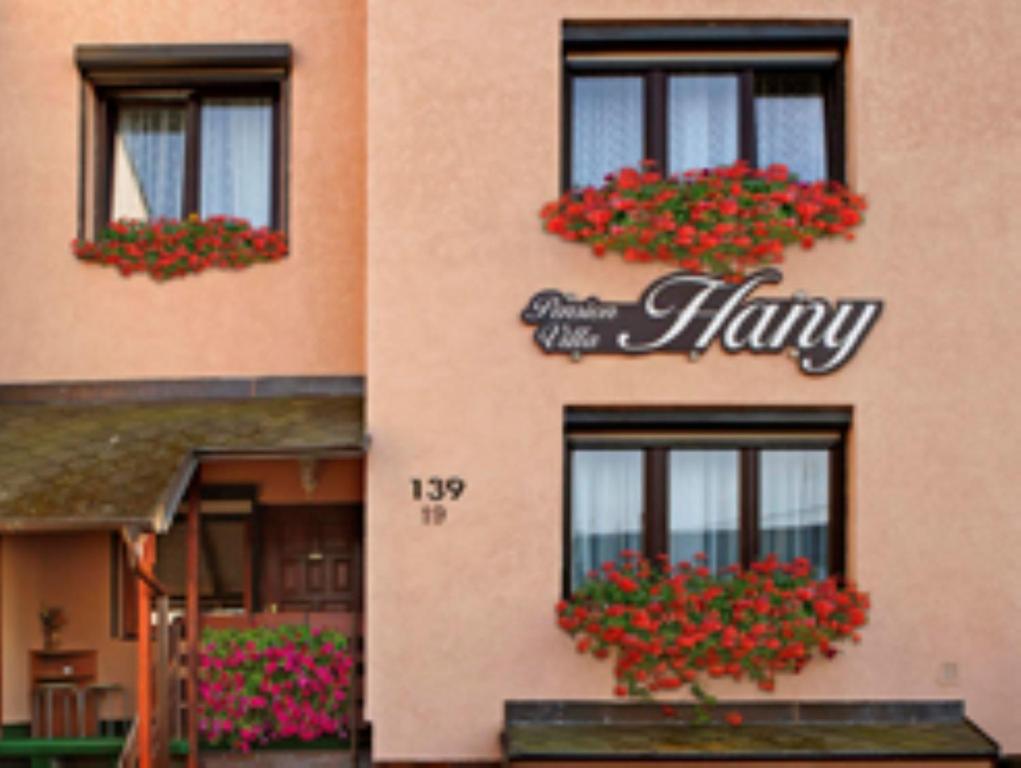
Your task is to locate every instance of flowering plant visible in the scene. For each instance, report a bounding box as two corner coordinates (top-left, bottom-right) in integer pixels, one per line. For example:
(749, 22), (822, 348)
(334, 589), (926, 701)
(539, 162), (866, 280)
(72, 215), (288, 280)
(39, 606), (67, 633)
(556, 552), (869, 720)
(198, 625), (354, 752)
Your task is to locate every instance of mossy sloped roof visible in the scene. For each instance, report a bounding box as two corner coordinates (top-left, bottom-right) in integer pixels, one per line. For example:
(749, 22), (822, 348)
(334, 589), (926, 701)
(0, 395), (363, 531)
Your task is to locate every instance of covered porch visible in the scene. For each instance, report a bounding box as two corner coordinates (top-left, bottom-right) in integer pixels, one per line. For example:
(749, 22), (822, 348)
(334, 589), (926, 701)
(0, 378), (366, 768)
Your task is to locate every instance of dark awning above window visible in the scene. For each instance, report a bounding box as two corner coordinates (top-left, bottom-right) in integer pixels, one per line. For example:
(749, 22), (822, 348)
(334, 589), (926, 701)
(75, 43), (292, 85)
(563, 21), (850, 49)
(565, 406), (852, 433)
(0, 377), (364, 532)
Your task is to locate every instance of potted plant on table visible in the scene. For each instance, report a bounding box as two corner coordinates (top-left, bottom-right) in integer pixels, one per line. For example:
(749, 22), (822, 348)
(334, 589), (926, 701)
(39, 606), (66, 650)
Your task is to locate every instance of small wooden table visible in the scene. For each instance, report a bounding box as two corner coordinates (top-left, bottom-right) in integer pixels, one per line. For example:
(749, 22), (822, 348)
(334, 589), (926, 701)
(30, 649), (97, 738)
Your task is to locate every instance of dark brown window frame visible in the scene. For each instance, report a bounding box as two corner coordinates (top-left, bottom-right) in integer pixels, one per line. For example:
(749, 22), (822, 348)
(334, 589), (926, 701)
(76, 43), (292, 238)
(562, 407), (849, 596)
(110, 534), (138, 640)
(561, 22), (847, 191)
(94, 83), (283, 233)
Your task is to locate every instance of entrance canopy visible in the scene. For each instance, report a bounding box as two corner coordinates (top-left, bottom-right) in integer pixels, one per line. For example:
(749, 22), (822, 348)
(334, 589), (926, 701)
(0, 378), (365, 532)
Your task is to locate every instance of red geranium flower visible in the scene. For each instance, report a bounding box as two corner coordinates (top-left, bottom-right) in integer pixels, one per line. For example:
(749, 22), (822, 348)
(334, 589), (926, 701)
(556, 551), (869, 718)
(539, 161), (866, 280)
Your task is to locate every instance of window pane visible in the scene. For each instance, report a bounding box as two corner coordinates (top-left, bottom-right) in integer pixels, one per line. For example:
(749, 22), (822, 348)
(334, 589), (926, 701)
(200, 98), (274, 227)
(570, 450), (643, 590)
(759, 450), (829, 577)
(667, 75), (739, 174)
(668, 450), (740, 572)
(155, 519), (247, 608)
(571, 76), (644, 188)
(112, 105), (186, 220)
(755, 72), (828, 182)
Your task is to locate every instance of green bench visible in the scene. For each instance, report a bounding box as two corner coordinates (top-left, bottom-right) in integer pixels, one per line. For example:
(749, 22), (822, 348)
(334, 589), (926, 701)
(0, 736), (123, 768)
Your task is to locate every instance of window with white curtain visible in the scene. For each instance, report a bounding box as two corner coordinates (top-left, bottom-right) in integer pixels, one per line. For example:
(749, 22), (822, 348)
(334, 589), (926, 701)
(565, 409), (847, 593)
(563, 24), (845, 188)
(77, 44), (290, 236)
(104, 88), (279, 229)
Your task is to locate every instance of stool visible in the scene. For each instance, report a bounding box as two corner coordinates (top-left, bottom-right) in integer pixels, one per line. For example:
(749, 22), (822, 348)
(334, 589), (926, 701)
(81, 683), (128, 736)
(31, 682), (79, 738)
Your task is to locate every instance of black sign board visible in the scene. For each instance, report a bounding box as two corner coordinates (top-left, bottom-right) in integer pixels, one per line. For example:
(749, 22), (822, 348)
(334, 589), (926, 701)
(521, 269), (882, 375)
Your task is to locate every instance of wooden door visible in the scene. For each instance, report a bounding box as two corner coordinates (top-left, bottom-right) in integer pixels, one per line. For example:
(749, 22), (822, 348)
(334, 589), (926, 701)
(259, 505), (362, 613)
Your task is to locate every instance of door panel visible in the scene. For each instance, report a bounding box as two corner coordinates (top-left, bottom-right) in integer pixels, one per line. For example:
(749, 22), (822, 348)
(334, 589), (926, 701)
(331, 559), (351, 591)
(260, 505), (362, 613)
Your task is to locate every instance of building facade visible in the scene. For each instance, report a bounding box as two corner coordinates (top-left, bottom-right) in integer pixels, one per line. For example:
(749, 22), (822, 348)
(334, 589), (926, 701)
(0, 0), (1018, 765)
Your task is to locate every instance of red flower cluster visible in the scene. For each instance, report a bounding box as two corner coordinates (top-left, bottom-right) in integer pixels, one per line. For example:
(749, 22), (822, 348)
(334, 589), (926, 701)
(72, 215), (288, 280)
(539, 161), (867, 280)
(555, 552), (869, 712)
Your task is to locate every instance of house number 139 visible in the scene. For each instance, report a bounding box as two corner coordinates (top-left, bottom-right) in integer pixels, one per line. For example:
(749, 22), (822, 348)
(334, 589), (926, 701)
(411, 476), (465, 526)
(410, 476), (465, 502)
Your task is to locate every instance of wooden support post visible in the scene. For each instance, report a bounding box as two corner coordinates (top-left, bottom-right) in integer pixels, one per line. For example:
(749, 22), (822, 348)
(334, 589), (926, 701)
(137, 534), (154, 768)
(186, 476), (201, 768)
(243, 519), (254, 618)
(155, 595), (171, 768)
(0, 533), (4, 739)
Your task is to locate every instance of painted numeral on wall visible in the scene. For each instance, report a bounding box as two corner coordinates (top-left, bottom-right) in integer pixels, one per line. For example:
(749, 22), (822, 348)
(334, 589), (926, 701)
(421, 504), (447, 526)
(410, 476), (465, 502)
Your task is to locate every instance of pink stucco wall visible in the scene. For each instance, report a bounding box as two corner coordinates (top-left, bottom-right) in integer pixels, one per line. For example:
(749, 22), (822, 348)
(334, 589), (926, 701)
(0, 0), (366, 380)
(365, 0), (1021, 759)
(1, 0), (1018, 759)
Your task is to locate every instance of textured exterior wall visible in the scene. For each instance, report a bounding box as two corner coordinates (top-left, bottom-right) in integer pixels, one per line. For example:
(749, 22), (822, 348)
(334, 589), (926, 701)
(0, 0), (366, 380)
(201, 458), (364, 505)
(365, 0), (1021, 759)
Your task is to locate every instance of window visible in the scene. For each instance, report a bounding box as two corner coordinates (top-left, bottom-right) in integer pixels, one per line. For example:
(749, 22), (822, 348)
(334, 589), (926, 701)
(76, 44), (291, 236)
(155, 514), (251, 611)
(564, 408), (848, 593)
(563, 22), (847, 189)
(110, 535), (138, 639)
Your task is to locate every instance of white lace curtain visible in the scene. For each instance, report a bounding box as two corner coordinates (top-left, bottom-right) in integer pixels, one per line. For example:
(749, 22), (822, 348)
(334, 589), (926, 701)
(668, 450), (740, 571)
(756, 73), (828, 182)
(200, 98), (273, 227)
(571, 71), (828, 186)
(570, 450), (643, 589)
(667, 75), (739, 174)
(759, 450), (830, 576)
(571, 77), (644, 188)
(112, 105), (186, 220)
(111, 98), (273, 226)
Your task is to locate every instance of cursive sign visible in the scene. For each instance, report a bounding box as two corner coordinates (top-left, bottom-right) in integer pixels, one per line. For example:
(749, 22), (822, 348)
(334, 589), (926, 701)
(521, 269), (882, 375)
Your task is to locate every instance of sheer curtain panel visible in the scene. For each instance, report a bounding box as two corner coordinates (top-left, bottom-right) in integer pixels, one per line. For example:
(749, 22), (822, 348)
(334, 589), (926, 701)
(755, 73), (828, 183)
(571, 77), (644, 188)
(759, 449), (830, 577)
(570, 450), (643, 590)
(200, 98), (274, 228)
(668, 450), (740, 572)
(667, 75), (739, 175)
(112, 105), (186, 221)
